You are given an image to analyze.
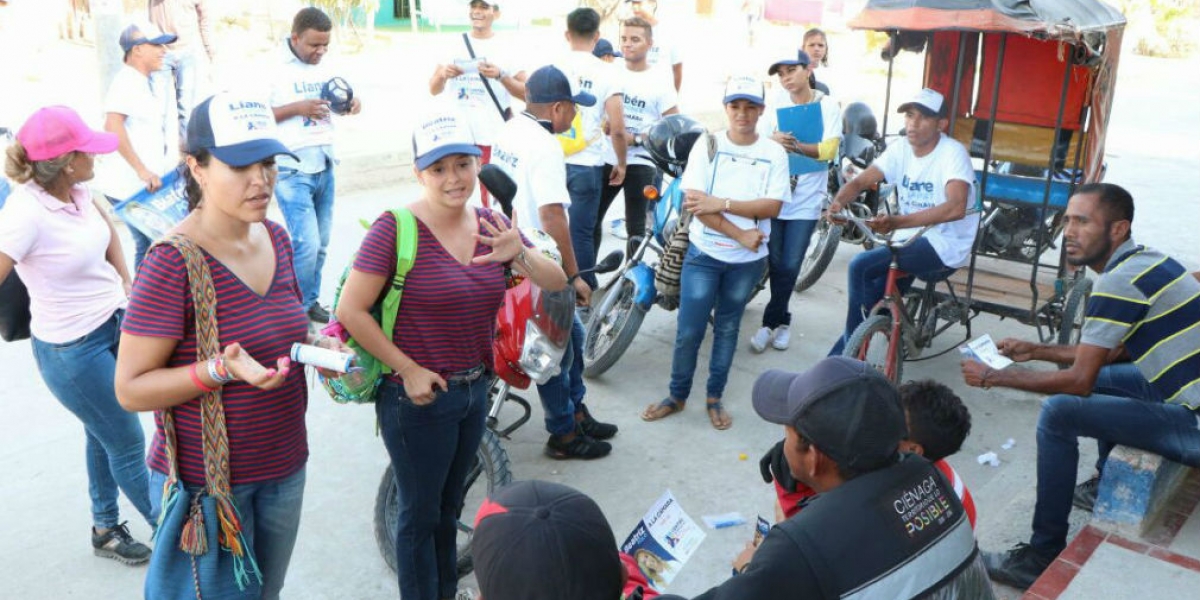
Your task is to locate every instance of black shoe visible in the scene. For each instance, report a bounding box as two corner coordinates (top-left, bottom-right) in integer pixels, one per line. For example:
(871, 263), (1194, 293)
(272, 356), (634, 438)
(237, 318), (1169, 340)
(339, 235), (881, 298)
(92, 522), (151, 565)
(545, 431), (612, 460)
(1072, 476), (1101, 512)
(307, 302), (331, 323)
(577, 404), (618, 440)
(982, 543), (1055, 590)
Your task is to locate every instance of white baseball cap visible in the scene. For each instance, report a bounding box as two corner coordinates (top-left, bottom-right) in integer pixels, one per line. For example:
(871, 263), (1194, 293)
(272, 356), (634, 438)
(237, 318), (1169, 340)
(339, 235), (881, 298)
(723, 75), (765, 106)
(412, 109), (481, 170)
(897, 88), (946, 118)
(185, 92), (297, 167)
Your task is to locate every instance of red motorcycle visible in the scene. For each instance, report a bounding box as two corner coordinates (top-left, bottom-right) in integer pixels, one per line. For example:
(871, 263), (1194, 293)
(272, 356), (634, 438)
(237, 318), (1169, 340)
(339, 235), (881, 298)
(374, 165), (621, 577)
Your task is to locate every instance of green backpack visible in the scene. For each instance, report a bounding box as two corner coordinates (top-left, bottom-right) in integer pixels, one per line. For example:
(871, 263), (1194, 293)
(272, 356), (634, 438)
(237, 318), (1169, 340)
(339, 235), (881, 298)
(321, 208), (418, 404)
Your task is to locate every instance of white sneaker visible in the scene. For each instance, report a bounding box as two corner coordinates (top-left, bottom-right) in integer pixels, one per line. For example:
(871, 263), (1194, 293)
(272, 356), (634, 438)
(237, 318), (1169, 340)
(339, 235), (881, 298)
(454, 588), (478, 600)
(611, 218), (628, 239)
(750, 326), (774, 353)
(772, 325), (791, 350)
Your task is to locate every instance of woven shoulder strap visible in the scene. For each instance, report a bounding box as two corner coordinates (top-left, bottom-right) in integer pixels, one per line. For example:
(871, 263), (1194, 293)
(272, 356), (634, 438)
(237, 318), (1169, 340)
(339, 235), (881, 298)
(150, 235), (260, 588)
(378, 208), (417, 374)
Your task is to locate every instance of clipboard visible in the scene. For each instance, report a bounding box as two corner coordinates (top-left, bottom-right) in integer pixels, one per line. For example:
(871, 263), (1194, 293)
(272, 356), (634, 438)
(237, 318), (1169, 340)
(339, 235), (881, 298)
(776, 104), (825, 176)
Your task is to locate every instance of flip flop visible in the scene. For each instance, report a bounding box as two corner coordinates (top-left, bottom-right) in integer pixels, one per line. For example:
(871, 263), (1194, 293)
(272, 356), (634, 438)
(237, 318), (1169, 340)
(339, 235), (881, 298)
(706, 401), (732, 430)
(642, 397), (685, 422)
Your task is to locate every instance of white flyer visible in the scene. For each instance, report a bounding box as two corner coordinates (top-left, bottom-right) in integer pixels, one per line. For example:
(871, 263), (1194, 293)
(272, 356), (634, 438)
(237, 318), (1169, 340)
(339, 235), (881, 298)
(620, 490), (707, 590)
(959, 334), (1014, 369)
(453, 58), (483, 74)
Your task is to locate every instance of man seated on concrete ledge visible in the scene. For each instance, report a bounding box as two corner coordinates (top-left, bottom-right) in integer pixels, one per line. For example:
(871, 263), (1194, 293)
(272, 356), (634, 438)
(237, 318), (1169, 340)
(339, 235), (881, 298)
(961, 182), (1200, 590)
(659, 357), (993, 600)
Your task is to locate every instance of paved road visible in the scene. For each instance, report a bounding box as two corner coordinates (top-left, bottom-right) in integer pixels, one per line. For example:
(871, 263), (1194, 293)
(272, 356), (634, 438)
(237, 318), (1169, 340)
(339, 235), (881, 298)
(2, 22), (1197, 600)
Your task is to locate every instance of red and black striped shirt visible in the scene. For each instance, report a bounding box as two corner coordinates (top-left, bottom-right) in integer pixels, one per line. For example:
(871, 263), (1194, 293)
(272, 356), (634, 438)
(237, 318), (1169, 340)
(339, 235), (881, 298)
(123, 220), (310, 487)
(353, 207), (512, 379)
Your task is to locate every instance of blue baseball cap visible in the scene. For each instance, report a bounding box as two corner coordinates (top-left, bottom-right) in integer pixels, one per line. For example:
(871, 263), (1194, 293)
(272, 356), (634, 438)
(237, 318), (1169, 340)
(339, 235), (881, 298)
(186, 92), (297, 167)
(593, 39), (621, 59)
(526, 65), (596, 106)
(412, 109), (481, 170)
(118, 20), (177, 53)
(768, 50), (812, 75)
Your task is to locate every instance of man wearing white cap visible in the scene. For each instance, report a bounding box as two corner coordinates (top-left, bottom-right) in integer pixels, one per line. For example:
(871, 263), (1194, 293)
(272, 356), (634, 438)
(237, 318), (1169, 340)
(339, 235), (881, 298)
(102, 19), (178, 271)
(827, 88), (977, 356)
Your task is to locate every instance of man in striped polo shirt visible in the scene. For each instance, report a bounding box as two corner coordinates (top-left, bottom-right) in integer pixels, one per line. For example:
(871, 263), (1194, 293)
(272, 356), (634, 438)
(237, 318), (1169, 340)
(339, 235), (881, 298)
(960, 182), (1200, 590)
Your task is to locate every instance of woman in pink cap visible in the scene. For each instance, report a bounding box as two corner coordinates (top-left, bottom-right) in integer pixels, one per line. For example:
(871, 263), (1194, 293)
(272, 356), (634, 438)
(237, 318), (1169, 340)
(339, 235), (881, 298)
(0, 106), (155, 564)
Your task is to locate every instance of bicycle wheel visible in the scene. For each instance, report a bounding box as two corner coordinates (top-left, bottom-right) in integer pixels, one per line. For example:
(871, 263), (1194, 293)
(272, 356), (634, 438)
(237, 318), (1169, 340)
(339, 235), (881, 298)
(374, 428), (513, 577)
(583, 277), (647, 378)
(843, 314), (905, 384)
(794, 220), (841, 293)
(1056, 277), (1093, 351)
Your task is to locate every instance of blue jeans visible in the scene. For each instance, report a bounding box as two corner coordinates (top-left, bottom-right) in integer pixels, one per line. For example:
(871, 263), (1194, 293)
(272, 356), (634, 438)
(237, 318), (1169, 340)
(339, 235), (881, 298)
(275, 165), (335, 308)
(154, 48), (208, 142)
(566, 164), (605, 290)
(148, 467), (307, 600)
(377, 373), (489, 600)
(829, 237), (954, 355)
(670, 246), (767, 401)
(763, 218), (817, 329)
(536, 314), (588, 436)
(31, 310), (156, 530)
(1030, 363), (1200, 555)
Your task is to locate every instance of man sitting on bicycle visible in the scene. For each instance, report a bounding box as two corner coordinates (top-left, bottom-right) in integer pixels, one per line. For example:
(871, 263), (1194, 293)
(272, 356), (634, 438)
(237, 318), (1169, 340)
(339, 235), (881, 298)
(827, 88), (977, 356)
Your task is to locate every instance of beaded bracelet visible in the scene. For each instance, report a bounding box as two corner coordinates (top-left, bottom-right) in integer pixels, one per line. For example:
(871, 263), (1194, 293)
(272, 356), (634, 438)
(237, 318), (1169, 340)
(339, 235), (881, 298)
(207, 357), (235, 385)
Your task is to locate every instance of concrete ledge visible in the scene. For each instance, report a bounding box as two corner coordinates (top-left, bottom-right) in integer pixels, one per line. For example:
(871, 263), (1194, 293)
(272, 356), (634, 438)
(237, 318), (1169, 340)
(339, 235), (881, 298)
(1092, 445), (1192, 538)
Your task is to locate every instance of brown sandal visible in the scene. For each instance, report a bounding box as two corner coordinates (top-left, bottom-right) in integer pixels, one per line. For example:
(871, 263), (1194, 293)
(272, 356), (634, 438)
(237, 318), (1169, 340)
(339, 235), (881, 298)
(706, 401), (732, 430)
(642, 397), (685, 422)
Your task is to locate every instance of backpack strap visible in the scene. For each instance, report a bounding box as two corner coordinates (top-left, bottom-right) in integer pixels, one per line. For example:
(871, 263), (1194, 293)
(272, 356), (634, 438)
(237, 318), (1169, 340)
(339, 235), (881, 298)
(378, 207), (418, 374)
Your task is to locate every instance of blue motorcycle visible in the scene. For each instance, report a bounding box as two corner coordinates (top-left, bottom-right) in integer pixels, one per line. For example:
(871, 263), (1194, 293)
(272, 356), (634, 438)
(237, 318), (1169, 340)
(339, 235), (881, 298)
(582, 115), (706, 378)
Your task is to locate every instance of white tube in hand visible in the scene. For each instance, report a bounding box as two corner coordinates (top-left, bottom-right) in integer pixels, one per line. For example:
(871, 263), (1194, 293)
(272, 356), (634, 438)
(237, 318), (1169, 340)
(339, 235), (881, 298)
(290, 343), (356, 373)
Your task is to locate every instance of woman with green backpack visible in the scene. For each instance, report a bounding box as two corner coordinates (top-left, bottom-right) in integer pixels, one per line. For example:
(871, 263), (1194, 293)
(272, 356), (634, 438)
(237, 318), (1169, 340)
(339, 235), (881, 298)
(336, 109), (566, 600)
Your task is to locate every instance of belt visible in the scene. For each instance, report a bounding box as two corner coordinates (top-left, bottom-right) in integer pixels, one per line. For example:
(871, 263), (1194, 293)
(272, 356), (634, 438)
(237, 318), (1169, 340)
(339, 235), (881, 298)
(444, 364), (488, 385)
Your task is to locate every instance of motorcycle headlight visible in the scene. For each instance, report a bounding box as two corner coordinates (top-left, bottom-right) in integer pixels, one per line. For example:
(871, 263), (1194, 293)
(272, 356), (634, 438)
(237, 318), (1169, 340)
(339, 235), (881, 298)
(519, 320), (565, 384)
(841, 159), (860, 182)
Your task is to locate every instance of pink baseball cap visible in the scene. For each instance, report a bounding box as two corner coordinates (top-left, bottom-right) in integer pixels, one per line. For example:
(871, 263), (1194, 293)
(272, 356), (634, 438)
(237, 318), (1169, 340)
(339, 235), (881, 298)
(16, 106), (119, 161)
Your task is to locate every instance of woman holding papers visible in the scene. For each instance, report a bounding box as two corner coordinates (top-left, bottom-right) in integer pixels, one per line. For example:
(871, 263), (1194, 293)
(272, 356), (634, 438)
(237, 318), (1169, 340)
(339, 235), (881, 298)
(640, 76), (788, 430)
(749, 50), (842, 354)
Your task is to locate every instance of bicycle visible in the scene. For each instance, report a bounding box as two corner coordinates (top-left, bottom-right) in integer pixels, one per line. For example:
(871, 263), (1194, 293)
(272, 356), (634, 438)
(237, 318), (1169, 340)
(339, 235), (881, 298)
(837, 215), (969, 384)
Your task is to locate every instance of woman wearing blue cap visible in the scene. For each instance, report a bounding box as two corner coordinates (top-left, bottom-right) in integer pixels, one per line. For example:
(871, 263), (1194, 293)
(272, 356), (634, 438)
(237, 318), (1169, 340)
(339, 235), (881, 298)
(642, 76), (790, 430)
(116, 92), (352, 599)
(337, 108), (566, 600)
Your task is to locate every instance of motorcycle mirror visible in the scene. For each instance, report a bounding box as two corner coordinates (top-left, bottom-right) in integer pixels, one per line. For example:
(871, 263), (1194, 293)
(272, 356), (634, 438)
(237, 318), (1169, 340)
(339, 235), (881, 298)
(479, 164), (517, 218)
(595, 250), (624, 274)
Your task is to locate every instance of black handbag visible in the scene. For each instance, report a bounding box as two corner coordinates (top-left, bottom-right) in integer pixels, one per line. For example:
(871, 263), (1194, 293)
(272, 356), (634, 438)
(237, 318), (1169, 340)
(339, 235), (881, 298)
(0, 270), (31, 342)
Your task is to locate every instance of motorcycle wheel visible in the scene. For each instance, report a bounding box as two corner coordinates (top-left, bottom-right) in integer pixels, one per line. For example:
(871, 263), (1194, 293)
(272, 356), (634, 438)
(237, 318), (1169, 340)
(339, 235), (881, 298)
(843, 314), (905, 385)
(1055, 277), (1093, 366)
(794, 220), (842, 293)
(583, 277), (647, 378)
(374, 428), (513, 577)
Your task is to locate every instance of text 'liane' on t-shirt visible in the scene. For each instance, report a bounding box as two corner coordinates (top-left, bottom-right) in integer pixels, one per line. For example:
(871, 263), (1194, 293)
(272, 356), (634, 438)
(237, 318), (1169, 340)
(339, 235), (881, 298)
(874, 133), (978, 268)
(267, 38), (336, 172)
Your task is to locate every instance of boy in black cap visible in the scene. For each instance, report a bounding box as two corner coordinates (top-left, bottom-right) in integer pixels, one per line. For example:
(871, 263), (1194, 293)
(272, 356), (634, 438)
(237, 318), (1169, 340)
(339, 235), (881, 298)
(473, 480), (659, 600)
(660, 357), (994, 600)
